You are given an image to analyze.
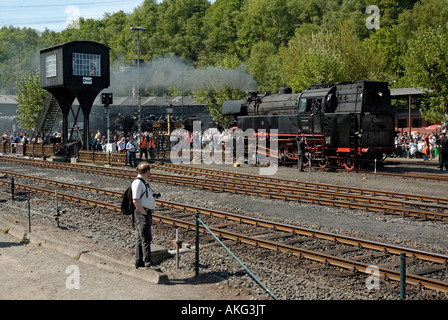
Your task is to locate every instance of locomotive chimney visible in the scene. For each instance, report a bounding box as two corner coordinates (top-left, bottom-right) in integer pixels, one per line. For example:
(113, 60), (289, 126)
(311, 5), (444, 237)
(249, 91), (258, 99)
(278, 87), (292, 94)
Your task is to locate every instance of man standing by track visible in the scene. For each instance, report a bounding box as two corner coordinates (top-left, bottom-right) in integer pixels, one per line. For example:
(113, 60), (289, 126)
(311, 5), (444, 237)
(296, 134), (306, 172)
(132, 161), (159, 270)
(436, 131), (448, 171)
(126, 137), (138, 168)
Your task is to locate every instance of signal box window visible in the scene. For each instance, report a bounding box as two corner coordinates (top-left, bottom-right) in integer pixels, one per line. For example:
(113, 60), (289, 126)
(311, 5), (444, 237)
(72, 53), (101, 77)
(46, 54), (57, 78)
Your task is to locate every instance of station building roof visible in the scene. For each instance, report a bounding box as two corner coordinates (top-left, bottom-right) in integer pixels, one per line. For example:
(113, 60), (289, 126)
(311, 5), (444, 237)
(390, 88), (427, 99)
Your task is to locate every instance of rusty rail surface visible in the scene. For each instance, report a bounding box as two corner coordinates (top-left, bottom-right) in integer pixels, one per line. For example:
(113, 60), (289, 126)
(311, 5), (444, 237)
(1, 156), (448, 222)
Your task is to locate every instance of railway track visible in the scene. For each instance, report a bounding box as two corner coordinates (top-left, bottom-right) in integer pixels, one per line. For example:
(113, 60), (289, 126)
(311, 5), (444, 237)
(356, 168), (448, 182)
(1, 170), (448, 294)
(270, 159), (448, 182)
(1, 156), (448, 222)
(151, 161), (448, 205)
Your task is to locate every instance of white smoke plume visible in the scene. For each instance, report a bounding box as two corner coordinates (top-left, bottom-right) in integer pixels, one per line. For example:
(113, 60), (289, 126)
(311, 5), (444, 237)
(110, 55), (258, 95)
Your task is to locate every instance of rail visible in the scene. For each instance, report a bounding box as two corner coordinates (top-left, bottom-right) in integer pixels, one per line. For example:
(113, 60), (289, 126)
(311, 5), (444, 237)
(1, 174), (448, 293)
(1, 156), (448, 222)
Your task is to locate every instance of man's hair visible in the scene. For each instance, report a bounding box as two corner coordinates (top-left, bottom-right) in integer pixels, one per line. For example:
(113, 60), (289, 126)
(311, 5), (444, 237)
(138, 161), (151, 174)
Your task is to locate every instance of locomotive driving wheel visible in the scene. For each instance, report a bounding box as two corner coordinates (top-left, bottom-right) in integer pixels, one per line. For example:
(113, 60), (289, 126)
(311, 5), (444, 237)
(318, 157), (328, 168)
(343, 158), (355, 171)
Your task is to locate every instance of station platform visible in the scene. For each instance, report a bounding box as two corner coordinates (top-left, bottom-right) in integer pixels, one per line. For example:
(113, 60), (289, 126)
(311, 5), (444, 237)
(0, 216), (170, 284)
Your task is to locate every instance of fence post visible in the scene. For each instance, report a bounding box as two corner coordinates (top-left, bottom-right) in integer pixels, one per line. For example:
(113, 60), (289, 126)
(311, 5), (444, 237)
(374, 159), (377, 178)
(400, 253), (406, 300)
(195, 211), (200, 276)
(55, 189), (60, 228)
(10, 177), (14, 201)
(175, 229), (180, 270)
(27, 193), (31, 233)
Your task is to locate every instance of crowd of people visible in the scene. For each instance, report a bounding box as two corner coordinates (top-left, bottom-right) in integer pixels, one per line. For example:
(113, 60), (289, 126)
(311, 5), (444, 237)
(392, 131), (443, 160)
(171, 129), (232, 149)
(0, 132), (43, 144)
(89, 130), (160, 169)
(1, 129), (161, 169)
(3, 127), (447, 170)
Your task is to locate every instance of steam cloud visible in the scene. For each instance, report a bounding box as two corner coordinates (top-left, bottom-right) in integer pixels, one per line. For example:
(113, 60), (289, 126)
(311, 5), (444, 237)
(110, 55), (258, 95)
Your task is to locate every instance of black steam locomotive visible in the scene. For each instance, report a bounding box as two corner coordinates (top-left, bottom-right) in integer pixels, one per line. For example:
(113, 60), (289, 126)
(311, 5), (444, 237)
(222, 80), (395, 170)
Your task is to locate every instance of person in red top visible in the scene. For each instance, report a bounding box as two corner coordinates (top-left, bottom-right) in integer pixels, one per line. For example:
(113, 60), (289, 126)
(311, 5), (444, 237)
(139, 132), (149, 161)
(148, 133), (156, 160)
(423, 133), (430, 161)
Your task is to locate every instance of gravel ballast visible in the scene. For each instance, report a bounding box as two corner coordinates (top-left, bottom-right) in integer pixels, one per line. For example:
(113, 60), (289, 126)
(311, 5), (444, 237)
(1, 157), (447, 300)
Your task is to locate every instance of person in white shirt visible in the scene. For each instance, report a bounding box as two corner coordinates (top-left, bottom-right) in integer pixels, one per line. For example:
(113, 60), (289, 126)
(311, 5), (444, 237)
(409, 139), (417, 157)
(126, 137), (138, 168)
(117, 137), (125, 152)
(132, 161), (159, 270)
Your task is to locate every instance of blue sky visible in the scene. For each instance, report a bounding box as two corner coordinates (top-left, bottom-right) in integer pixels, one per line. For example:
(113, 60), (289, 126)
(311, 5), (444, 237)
(0, 0), (146, 32)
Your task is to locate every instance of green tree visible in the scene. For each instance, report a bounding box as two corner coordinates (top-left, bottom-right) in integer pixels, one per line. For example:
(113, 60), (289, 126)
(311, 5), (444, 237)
(246, 41), (285, 94)
(280, 21), (389, 92)
(201, 0), (242, 63)
(363, 26), (403, 82)
(318, 0), (367, 38)
(234, 0), (301, 58)
(303, 0), (323, 24)
(403, 26), (448, 125)
(397, 0), (448, 48)
(334, 22), (387, 82)
(282, 39), (345, 92)
(14, 70), (48, 130)
(194, 86), (246, 128)
(0, 27), (42, 94)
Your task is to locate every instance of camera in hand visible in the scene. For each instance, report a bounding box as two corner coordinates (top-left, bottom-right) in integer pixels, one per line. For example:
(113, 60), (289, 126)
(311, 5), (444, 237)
(152, 193), (161, 198)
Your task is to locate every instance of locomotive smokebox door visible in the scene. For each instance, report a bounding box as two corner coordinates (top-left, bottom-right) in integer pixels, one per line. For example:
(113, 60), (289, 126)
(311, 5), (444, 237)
(40, 41), (110, 150)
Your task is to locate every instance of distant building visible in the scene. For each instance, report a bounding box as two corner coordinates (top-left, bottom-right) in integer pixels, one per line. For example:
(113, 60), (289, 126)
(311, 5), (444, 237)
(390, 87), (439, 135)
(0, 94), (212, 134)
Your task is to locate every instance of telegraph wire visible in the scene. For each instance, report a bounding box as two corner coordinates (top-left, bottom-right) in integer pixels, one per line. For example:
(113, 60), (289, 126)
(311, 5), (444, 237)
(1, 0), (139, 9)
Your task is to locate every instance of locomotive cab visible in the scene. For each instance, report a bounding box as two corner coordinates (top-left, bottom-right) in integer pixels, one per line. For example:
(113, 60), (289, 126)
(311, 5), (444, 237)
(297, 83), (338, 135)
(298, 96), (324, 133)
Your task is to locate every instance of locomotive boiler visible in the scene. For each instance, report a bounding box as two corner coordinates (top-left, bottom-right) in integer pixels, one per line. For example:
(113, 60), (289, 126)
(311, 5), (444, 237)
(222, 80), (395, 170)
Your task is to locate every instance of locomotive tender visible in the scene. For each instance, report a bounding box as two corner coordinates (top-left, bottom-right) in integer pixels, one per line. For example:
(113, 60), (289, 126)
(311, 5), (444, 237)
(222, 80), (395, 170)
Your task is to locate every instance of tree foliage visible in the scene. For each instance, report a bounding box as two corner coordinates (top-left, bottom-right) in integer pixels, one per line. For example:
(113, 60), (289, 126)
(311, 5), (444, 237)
(280, 22), (388, 92)
(403, 26), (448, 124)
(3, 0), (448, 124)
(14, 70), (48, 130)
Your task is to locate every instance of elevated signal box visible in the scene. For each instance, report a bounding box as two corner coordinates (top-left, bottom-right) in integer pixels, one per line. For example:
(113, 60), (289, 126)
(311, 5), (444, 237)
(40, 41), (110, 150)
